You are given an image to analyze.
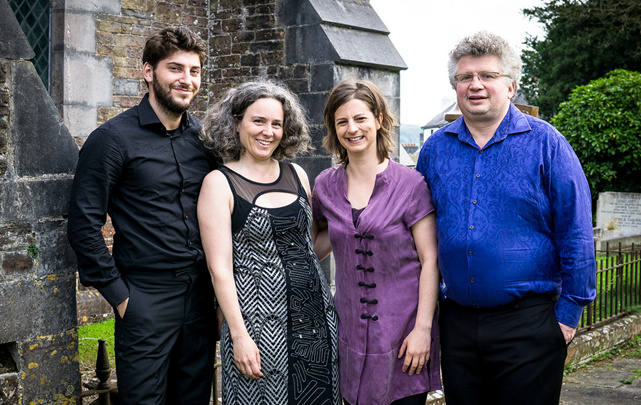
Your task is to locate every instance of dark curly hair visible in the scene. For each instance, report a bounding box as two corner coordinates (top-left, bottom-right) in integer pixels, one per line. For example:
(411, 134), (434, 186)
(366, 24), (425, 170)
(200, 80), (311, 162)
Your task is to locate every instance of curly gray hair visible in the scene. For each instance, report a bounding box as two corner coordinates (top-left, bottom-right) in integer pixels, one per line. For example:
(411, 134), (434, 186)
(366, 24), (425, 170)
(447, 31), (522, 97)
(200, 80), (311, 162)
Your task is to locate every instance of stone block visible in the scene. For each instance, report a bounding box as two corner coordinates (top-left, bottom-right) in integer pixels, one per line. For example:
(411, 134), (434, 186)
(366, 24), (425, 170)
(278, 0), (319, 27)
(33, 220), (77, 277)
(240, 53), (260, 67)
(249, 40), (283, 53)
(210, 34), (232, 53)
(64, 105), (99, 139)
(310, 63), (336, 92)
(0, 0), (35, 60)
(0, 223), (34, 252)
(0, 179), (74, 222)
(64, 54), (113, 106)
(0, 372), (19, 405)
(156, 2), (183, 24)
(283, 78), (308, 94)
(11, 62), (79, 177)
(285, 25), (337, 65)
(298, 92), (329, 123)
(114, 78), (139, 96)
(65, 12), (97, 53)
(18, 329), (80, 403)
(0, 278), (37, 342)
(310, 0), (388, 33)
(246, 14), (276, 31)
(256, 28), (285, 41)
(222, 18), (243, 32)
(323, 25), (407, 71)
(0, 273), (76, 343)
(3, 253), (33, 275)
(65, 0), (121, 14)
(216, 55), (241, 68)
(262, 50), (284, 66)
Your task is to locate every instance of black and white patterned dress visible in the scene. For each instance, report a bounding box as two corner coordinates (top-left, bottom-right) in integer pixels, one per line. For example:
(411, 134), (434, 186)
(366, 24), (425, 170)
(218, 162), (340, 405)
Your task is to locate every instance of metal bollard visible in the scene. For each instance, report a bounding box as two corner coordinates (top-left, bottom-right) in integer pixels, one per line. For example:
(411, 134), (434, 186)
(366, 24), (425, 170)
(95, 338), (111, 405)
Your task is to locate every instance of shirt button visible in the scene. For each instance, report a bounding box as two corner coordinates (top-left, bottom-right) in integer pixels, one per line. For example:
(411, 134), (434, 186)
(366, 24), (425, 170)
(468, 251), (473, 256)
(479, 150), (484, 154)
(469, 225), (474, 230)
(475, 174), (480, 178)
(470, 278), (475, 283)
(472, 200), (477, 204)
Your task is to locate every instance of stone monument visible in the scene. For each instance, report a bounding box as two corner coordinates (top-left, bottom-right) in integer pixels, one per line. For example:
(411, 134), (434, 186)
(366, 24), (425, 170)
(0, 0), (80, 403)
(595, 191), (641, 250)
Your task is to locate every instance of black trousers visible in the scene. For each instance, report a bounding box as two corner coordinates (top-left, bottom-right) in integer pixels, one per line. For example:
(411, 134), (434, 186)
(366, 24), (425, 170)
(440, 295), (567, 405)
(114, 265), (217, 405)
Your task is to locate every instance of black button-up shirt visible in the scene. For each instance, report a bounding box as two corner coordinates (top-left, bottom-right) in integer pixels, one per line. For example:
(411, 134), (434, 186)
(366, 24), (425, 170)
(68, 94), (217, 307)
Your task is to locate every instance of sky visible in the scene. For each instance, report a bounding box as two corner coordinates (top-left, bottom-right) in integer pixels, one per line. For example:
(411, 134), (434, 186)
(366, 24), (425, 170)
(369, 0), (547, 126)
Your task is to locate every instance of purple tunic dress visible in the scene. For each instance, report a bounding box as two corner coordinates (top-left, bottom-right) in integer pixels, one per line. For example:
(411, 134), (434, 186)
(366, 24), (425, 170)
(312, 160), (441, 405)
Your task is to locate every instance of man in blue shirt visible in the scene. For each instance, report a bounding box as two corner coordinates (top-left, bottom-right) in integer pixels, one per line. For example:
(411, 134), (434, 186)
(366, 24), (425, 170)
(416, 31), (596, 405)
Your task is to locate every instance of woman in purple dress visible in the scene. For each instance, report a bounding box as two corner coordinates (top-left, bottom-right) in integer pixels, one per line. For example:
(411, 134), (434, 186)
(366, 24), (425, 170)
(312, 80), (441, 405)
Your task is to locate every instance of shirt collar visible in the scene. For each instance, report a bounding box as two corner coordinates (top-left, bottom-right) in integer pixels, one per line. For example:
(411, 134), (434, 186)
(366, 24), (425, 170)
(138, 93), (191, 132)
(445, 103), (532, 148)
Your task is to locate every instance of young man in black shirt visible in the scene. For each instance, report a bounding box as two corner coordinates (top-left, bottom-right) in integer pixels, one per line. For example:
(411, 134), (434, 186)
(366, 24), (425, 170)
(68, 26), (218, 405)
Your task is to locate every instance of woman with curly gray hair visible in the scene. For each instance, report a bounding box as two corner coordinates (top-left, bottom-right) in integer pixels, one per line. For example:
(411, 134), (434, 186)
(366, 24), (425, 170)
(198, 80), (341, 405)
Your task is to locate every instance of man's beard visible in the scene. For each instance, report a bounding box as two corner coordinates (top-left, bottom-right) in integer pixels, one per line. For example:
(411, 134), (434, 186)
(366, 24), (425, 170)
(152, 79), (196, 116)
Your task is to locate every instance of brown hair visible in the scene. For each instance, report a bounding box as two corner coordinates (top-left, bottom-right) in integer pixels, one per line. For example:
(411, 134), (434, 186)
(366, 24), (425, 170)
(142, 26), (206, 84)
(322, 80), (395, 164)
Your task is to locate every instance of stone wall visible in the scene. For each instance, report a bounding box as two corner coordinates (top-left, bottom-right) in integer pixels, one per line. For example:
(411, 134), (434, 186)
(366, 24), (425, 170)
(0, 0), (81, 402)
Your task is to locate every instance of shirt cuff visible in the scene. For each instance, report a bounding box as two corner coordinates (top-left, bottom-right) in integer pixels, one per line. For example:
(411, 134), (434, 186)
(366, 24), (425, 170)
(554, 295), (585, 328)
(97, 278), (130, 308)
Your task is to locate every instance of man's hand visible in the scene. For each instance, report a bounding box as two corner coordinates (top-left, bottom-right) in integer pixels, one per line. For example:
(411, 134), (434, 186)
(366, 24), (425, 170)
(117, 298), (129, 318)
(559, 322), (576, 345)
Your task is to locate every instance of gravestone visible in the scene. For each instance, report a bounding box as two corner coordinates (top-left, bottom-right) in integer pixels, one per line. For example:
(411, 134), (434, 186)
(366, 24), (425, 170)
(595, 192), (641, 251)
(596, 192), (641, 237)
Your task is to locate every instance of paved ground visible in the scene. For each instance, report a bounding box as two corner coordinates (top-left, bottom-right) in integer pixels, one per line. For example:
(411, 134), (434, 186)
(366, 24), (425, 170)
(560, 342), (641, 405)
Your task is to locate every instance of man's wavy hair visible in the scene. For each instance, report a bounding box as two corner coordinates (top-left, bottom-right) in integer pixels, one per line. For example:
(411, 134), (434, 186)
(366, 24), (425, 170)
(142, 27), (206, 87)
(447, 31), (522, 98)
(200, 80), (311, 162)
(322, 80), (395, 165)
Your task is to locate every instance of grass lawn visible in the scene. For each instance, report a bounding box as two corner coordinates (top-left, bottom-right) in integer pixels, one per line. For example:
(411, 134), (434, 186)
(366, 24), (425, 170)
(77, 319), (116, 374)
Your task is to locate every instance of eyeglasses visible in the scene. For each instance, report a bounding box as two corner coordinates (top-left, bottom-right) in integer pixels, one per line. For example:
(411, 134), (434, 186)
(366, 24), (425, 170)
(454, 71), (510, 84)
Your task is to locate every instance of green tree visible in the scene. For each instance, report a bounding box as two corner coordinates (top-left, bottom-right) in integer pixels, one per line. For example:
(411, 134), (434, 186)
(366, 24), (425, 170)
(521, 0), (641, 118)
(551, 69), (641, 202)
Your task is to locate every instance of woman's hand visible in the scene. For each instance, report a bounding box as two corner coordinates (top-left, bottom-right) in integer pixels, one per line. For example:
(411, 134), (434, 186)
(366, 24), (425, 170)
(234, 334), (264, 379)
(398, 326), (431, 376)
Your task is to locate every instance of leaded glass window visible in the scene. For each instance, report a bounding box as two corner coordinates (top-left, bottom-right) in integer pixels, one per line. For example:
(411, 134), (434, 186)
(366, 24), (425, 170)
(8, 0), (51, 90)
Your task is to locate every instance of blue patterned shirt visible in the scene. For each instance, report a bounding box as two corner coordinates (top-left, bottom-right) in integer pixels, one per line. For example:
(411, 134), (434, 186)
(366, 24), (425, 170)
(416, 103), (596, 327)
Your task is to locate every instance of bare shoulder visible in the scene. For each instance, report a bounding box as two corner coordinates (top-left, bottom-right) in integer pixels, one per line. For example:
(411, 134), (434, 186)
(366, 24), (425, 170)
(290, 162), (310, 183)
(201, 169), (232, 198)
